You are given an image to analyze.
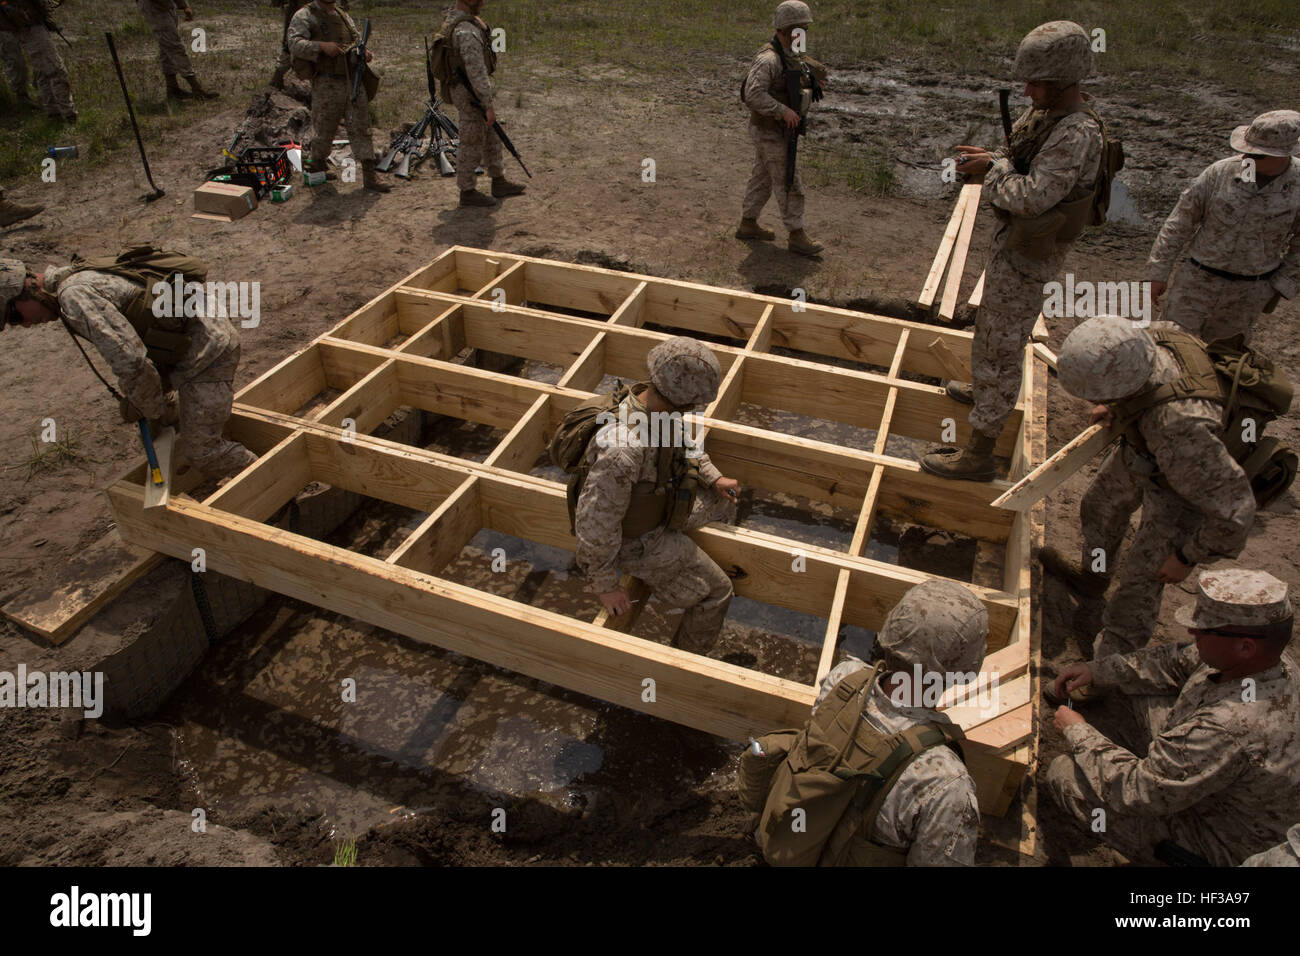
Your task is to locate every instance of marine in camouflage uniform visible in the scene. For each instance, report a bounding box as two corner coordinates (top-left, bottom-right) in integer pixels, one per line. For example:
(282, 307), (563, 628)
(1047, 569), (1300, 867)
(269, 0), (313, 90)
(287, 0), (389, 193)
(922, 21), (1103, 482)
(1, 257), (256, 479)
(1241, 823), (1300, 867)
(809, 580), (986, 866)
(738, 0), (825, 257)
(1147, 110), (1300, 346)
(575, 337), (738, 653)
(136, 0), (219, 100)
(1053, 317), (1256, 660)
(438, 0), (525, 207)
(0, 0), (75, 121)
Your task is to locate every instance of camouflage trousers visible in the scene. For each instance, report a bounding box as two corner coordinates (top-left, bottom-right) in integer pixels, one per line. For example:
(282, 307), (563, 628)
(968, 250), (1049, 437)
(449, 82), (503, 193)
(174, 339), (257, 479)
(1162, 260), (1279, 345)
(617, 494), (736, 654)
(1082, 449), (1204, 659)
(138, 0), (195, 79)
(308, 73), (375, 166)
(2, 24), (74, 119)
(1045, 694), (1237, 866)
(742, 125), (804, 231)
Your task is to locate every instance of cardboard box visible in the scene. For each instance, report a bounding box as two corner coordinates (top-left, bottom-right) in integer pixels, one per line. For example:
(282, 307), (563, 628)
(271, 184), (293, 203)
(192, 182), (257, 222)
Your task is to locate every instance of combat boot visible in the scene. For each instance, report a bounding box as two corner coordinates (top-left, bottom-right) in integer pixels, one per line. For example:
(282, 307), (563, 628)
(1040, 546), (1111, 597)
(361, 161), (391, 193)
(0, 197), (44, 227)
(945, 380), (974, 405)
(736, 218), (775, 241)
(165, 75), (192, 100)
(490, 176), (526, 198)
(919, 429), (998, 481)
(185, 75), (220, 100)
(788, 229), (823, 257)
(460, 189), (499, 208)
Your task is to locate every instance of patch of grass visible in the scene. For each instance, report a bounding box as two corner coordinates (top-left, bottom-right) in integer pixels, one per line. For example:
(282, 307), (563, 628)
(25, 431), (84, 481)
(803, 142), (896, 198)
(333, 837), (358, 867)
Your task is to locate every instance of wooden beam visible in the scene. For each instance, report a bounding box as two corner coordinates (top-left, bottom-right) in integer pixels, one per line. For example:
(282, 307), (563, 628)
(388, 477), (481, 575)
(815, 569), (851, 685)
(919, 187), (970, 309)
(992, 423), (1118, 511)
(938, 183), (981, 320)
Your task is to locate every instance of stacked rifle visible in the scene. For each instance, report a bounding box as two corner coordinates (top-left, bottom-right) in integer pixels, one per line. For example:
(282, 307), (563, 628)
(377, 101), (459, 178)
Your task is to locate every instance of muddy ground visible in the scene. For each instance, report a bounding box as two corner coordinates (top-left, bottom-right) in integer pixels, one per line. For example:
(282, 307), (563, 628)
(2, 42), (1298, 866)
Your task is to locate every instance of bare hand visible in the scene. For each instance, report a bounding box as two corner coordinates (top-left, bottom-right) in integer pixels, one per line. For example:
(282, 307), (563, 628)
(1053, 662), (1093, 699)
(184, 6), (195, 21)
(319, 41), (344, 57)
(1149, 280), (1167, 306)
(714, 477), (740, 500)
(1157, 552), (1193, 584)
(485, 107), (497, 126)
(1089, 404), (1114, 427)
(955, 146), (993, 176)
(782, 108), (800, 132)
(1053, 705), (1086, 731)
(599, 588), (631, 616)
(364, 49), (373, 63)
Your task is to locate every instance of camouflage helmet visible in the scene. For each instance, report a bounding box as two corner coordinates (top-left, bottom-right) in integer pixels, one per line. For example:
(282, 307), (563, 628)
(1, 258), (26, 321)
(774, 1), (812, 30)
(1057, 316), (1157, 403)
(647, 336), (721, 408)
(876, 580), (988, 678)
(1012, 21), (1093, 85)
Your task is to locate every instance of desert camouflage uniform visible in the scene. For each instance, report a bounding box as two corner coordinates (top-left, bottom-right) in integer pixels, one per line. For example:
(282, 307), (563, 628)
(271, 0), (312, 80)
(574, 387), (734, 653)
(446, 12), (503, 193)
(0, 2), (74, 120)
(971, 109), (1102, 437)
(1081, 331), (1255, 659)
(45, 266), (256, 478)
(1241, 823), (1300, 867)
(741, 43), (806, 232)
(287, 0), (375, 166)
(810, 580), (987, 866)
(1046, 640), (1300, 866)
(138, 0), (197, 81)
(1147, 155), (1300, 344)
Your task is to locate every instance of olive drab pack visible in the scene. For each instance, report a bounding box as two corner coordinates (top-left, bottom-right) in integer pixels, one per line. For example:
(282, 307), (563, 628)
(549, 384), (705, 538)
(739, 39), (825, 127)
(754, 663), (966, 867)
(67, 245), (209, 371)
(1113, 328), (1297, 507)
(1005, 103), (1124, 260)
(430, 11), (494, 99)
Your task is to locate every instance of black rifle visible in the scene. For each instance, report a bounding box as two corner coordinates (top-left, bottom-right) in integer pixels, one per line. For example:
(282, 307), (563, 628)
(105, 32), (165, 202)
(999, 88), (1030, 175)
(349, 17), (371, 103)
(454, 66), (531, 178)
(774, 37), (822, 190)
(377, 99), (459, 177)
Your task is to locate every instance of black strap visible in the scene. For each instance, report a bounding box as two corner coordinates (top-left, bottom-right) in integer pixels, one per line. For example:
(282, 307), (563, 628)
(1190, 258), (1281, 282)
(61, 318), (126, 404)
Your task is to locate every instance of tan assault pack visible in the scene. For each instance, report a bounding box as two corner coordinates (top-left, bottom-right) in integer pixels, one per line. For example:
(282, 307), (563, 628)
(429, 11), (495, 100)
(745, 662), (965, 867)
(548, 385), (705, 539)
(68, 245), (209, 370)
(1005, 104), (1124, 260)
(1113, 328), (1297, 507)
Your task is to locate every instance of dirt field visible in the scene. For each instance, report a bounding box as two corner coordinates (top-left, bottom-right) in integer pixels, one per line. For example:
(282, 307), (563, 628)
(1, 3), (1297, 867)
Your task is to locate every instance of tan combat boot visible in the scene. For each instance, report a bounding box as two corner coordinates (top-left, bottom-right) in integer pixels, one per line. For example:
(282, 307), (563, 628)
(788, 229), (823, 257)
(919, 429), (998, 481)
(460, 189), (499, 207)
(945, 380), (974, 405)
(490, 176), (526, 198)
(0, 197), (44, 227)
(361, 161), (391, 193)
(1040, 546), (1111, 597)
(736, 218), (776, 240)
(185, 74), (220, 100)
(165, 75), (192, 100)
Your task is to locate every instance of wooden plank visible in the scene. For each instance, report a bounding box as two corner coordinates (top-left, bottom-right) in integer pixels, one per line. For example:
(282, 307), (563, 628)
(1034, 341), (1058, 370)
(143, 427), (174, 510)
(747, 303), (776, 353)
(607, 281), (647, 327)
(938, 183), (981, 320)
(388, 477), (481, 575)
(483, 396), (550, 475)
(592, 574), (651, 632)
(204, 432), (311, 522)
(235, 344), (327, 416)
(992, 423), (1117, 511)
(1, 534), (159, 645)
(919, 187), (970, 309)
(557, 334), (608, 392)
(1031, 313), (1049, 343)
(927, 335), (968, 381)
(968, 269), (986, 311)
(815, 569), (851, 684)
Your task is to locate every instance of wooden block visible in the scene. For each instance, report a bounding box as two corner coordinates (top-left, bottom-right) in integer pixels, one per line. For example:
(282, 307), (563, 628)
(927, 336), (968, 381)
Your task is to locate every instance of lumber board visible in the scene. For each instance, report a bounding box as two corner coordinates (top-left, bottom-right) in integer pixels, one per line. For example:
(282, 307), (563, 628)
(968, 269), (986, 311)
(938, 183), (981, 320)
(919, 187), (970, 309)
(992, 423), (1117, 511)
